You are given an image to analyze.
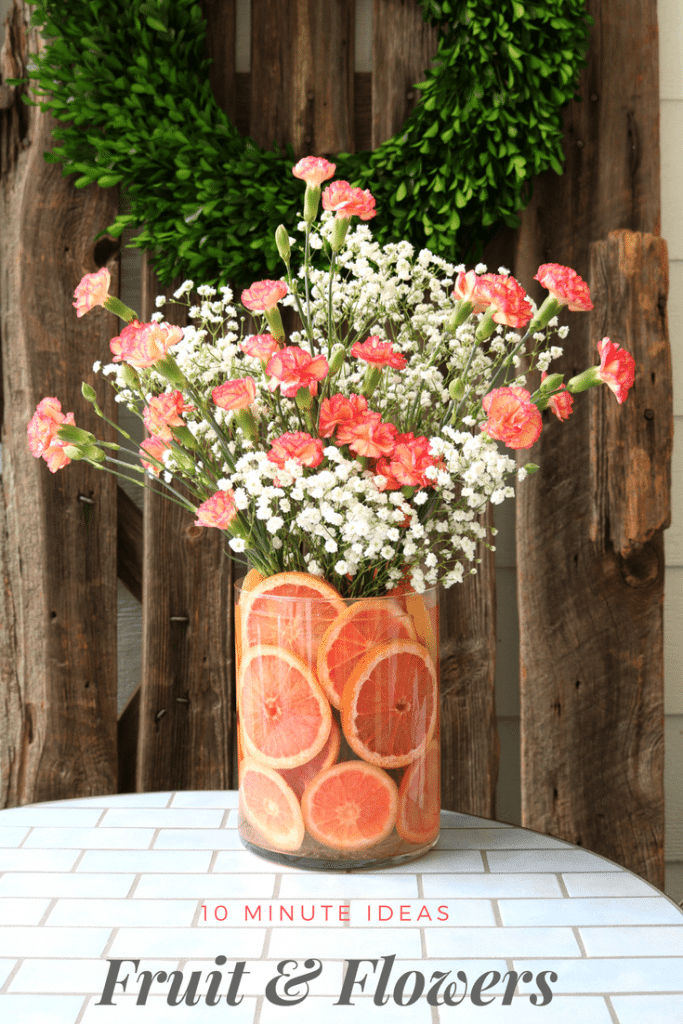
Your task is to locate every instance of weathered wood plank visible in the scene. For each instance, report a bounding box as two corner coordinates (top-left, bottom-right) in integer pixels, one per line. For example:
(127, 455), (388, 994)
(250, 0), (355, 156)
(517, 232), (670, 886)
(134, 263), (236, 792)
(117, 485), (143, 603)
(0, 0), (118, 805)
(371, 0), (438, 149)
(201, 0), (237, 123)
(514, 0), (665, 884)
(440, 509), (499, 817)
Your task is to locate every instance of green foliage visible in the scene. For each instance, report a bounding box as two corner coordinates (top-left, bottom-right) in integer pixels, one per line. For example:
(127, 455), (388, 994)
(14, 0), (591, 287)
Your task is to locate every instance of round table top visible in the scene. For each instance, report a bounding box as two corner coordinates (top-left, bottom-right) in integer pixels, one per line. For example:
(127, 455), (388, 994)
(0, 790), (681, 1023)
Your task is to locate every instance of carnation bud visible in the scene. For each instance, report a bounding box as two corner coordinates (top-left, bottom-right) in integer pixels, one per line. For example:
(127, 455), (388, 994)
(103, 295), (139, 323)
(119, 363), (141, 390)
(154, 353), (186, 386)
(331, 216), (351, 252)
(57, 424), (97, 445)
(303, 184), (321, 224)
(82, 445), (106, 463)
(448, 379), (466, 402)
(328, 343), (345, 376)
(275, 224), (291, 263)
(539, 372), (564, 392)
(171, 448), (195, 474)
(295, 387), (314, 412)
(62, 445), (85, 460)
(447, 301), (473, 332)
(524, 463), (540, 474)
(81, 382), (98, 403)
(170, 425), (198, 449)
(567, 367), (601, 394)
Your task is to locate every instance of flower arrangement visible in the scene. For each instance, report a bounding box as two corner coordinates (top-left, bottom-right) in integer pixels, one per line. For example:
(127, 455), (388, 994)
(27, 158), (635, 598)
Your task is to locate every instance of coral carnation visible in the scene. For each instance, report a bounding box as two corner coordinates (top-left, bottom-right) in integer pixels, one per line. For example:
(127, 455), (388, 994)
(27, 397), (76, 473)
(241, 280), (288, 312)
(194, 489), (238, 530)
(72, 268), (111, 317)
(292, 156), (336, 186)
(240, 334), (280, 361)
(477, 274), (533, 329)
(143, 391), (195, 441)
(322, 181), (377, 221)
(110, 320), (183, 368)
(351, 335), (407, 369)
(541, 371), (574, 422)
(266, 347), (328, 398)
(318, 393), (368, 438)
(267, 431), (324, 469)
(337, 413), (397, 458)
(534, 264), (593, 312)
(139, 436), (170, 476)
(452, 270), (490, 314)
(596, 337), (635, 404)
(212, 377), (257, 411)
(481, 386), (542, 450)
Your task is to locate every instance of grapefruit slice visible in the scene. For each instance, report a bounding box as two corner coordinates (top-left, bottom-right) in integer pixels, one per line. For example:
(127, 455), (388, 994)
(396, 739), (441, 844)
(239, 645), (332, 769)
(279, 719), (341, 799)
(240, 571), (346, 665)
(341, 639), (437, 768)
(301, 760), (398, 852)
(317, 598), (416, 708)
(405, 592), (439, 665)
(239, 759), (305, 851)
(235, 569), (265, 673)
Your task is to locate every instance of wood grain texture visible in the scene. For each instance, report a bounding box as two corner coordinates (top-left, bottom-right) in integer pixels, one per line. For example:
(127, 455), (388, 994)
(134, 261), (235, 792)
(440, 509), (499, 817)
(0, 0), (118, 805)
(514, 0), (666, 885)
(250, 0), (354, 156)
(371, 0), (438, 148)
(517, 233), (671, 886)
(200, 0), (237, 123)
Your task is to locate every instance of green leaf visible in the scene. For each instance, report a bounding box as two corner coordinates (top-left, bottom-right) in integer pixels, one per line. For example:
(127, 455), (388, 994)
(97, 173), (124, 187)
(395, 181), (407, 202)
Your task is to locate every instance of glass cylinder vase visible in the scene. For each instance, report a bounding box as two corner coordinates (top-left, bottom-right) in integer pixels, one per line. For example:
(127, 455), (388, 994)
(234, 572), (440, 870)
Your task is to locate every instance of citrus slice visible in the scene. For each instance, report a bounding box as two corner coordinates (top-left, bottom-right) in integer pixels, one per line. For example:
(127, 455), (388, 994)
(396, 739), (441, 844)
(239, 645), (332, 769)
(239, 759), (305, 851)
(241, 567), (266, 594)
(316, 598), (416, 708)
(279, 719), (341, 799)
(240, 571), (346, 666)
(341, 640), (437, 768)
(301, 760), (398, 852)
(405, 592), (439, 665)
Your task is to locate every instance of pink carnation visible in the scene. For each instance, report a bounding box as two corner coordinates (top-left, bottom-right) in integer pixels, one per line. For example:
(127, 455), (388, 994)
(72, 268), (111, 317)
(386, 433), (442, 488)
(194, 489), (238, 530)
(241, 280), (288, 313)
(322, 180), (377, 221)
(476, 274), (533, 329)
(541, 371), (574, 422)
(451, 270), (490, 314)
(292, 156), (336, 187)
(318, 393), (368, 438)
(351, 335), (407, 370)
(481, 386), (543, 450)
(534, 263), (593, 312)
(212, 377), (257, 412)
(27, 397), (76, 473)
(110, 320), (183, 368)
(266, 346), (328, 398)
(139, 436), (170, 476)
(143, 391), (195, 441)
(596, 337), (635, 404)
(337, 412), (397, 459)
(267, 431), (324, 470)
(240, 334), (280, 361)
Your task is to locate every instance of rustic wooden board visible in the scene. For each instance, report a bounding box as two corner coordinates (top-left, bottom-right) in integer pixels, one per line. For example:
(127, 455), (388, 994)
(117, 485), (143, 603)
(0, 1), (118, 805)
(371, 0), (439, 148)
(514, 0), (666, 884)
(250, 0), (355, 156)
(516, 232), (670, 886)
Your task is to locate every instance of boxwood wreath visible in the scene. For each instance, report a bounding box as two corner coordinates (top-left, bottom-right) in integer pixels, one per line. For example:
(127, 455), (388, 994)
(18, 0), (591, 288)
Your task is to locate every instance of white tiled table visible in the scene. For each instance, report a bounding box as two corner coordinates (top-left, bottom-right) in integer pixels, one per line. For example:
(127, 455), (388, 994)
(0, 791), (681, 1023)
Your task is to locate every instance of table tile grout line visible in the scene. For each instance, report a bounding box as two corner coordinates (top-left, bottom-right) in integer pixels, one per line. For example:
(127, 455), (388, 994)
(37, 896), (58, 926)
(481, 849), (491, 873)
(207, 849), (220, 874)
(0, 958), (23, 995)
(253, 993), (265, 1024)
(491, 898), (504, 928)
(557, 873), (571, 897)
(69, 848), (88, 873)
(16, 826), (33, 849)
(74, 992), (92, 1024)
(220, 808), (231, 829)
(167, 792), (176, 808)
(148, 827), (161, 851)
(95, 809), (108, 827)
(572, 924), (590, 957)
(126, 873), (143, 899)
(100, 925), (119, 959)
(604, 993), (623, 1023)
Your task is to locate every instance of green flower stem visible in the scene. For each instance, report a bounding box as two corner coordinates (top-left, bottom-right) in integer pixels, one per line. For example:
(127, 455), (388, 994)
(181, 380), (236, 473)
(98, 456), (200, 516)
(327, 251), (338, 349)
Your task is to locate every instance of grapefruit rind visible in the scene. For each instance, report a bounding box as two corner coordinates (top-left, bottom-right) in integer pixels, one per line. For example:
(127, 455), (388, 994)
(239, 759), (305, 851)
(396, 739), (441, 845)
(301, 760), (398, 852)
(316, 598), (416, 708)
(238, 645), (332, 769)
(341, 639), (438, 769)
(278, 718), (342, 799)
